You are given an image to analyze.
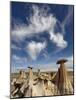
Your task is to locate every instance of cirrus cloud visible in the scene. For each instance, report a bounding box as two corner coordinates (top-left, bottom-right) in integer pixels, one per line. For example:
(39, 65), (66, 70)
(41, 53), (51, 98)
(49, 31), (67, 48)
(26, 41), (46, 60)
(12, 8), (57, 39)
(12, 4), (68, 60)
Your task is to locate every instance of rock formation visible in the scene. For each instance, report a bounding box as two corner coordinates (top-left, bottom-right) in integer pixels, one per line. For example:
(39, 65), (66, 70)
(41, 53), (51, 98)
(11, 59), (73, 98)
(52, 59), (73, 95)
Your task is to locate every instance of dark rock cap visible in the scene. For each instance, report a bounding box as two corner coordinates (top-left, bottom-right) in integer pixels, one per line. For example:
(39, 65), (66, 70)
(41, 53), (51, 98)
(56, 59), (68, 64)
(28, 66), (33, 69)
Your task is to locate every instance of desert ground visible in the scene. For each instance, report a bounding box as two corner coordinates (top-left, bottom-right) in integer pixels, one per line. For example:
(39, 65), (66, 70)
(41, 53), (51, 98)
(10, 65), (74, 98)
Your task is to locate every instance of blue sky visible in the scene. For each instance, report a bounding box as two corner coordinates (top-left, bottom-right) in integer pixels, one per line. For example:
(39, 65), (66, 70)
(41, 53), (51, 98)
(11, 2), (74, 72)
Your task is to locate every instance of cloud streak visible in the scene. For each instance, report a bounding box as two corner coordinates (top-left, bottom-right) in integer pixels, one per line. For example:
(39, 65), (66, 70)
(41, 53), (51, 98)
(61, 6), (73, 35)
(26, 41), (46, 60)
(11, 44), (22, 50)
(49, 31), (67, 48)
(12, 4), (68, 60)
(12, 55), (28, 67)
(12, 5), (57, 38)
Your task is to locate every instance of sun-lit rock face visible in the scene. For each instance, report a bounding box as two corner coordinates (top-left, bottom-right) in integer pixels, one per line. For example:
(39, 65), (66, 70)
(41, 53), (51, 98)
(11, 59), (73, 98)
(43, 80), (59, 96)
(32, 80), (45, 96)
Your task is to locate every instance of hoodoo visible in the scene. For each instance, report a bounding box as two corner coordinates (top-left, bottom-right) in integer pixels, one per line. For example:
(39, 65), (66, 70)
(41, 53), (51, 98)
(27, 67), (34, 96)
(28, 67), (33, 86)
(11, 60), (73, 98)
(52, 59), (73, 95)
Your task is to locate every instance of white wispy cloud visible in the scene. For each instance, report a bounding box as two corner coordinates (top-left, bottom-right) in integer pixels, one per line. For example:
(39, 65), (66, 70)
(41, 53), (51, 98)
(42, 51), (50, 59)
(49, 31), (67, 48)
(12, 55), (27, 64)
(62, 6), (73, 34)
(48, 6), (73, 53)
(12, 5), (57, 39)
(26, 41), (46, 60)
(11, 44), (22, 50)
(12, 5), (68, 58)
